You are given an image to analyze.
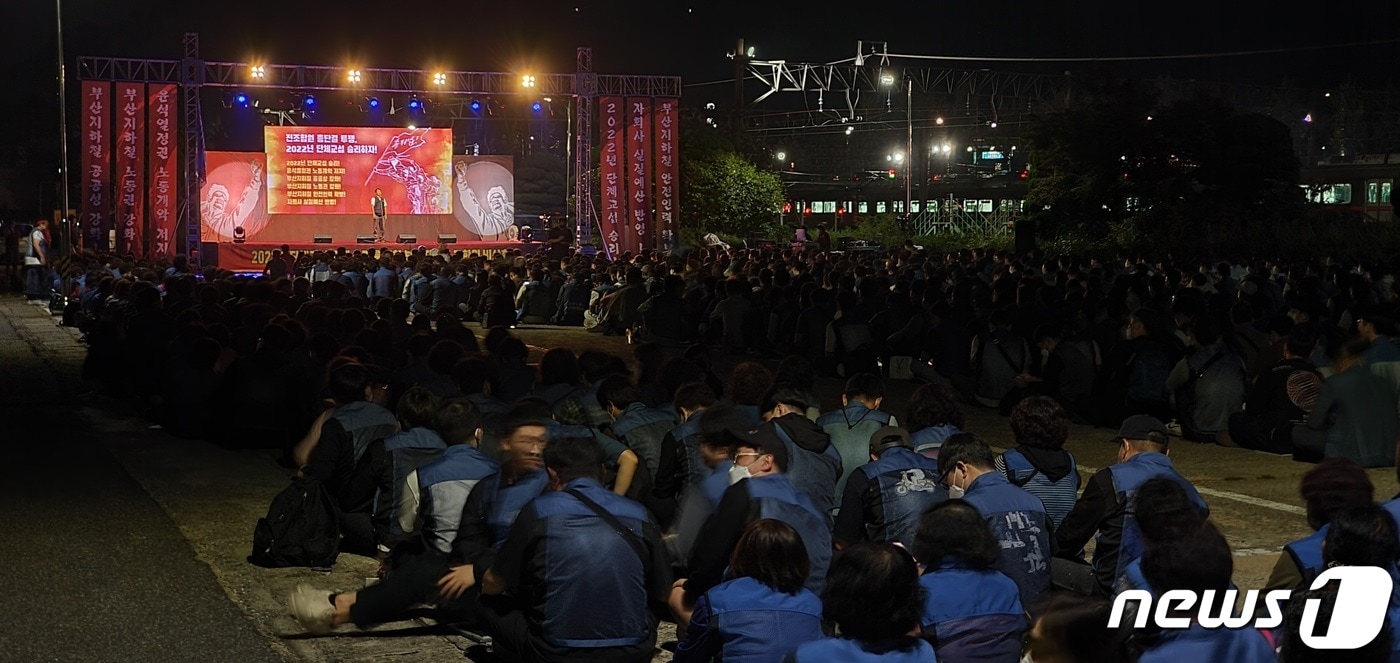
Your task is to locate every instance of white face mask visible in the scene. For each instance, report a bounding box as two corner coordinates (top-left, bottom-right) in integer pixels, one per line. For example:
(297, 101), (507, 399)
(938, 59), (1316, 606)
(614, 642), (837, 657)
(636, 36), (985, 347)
(948, 484), (966, 499)
(728, 463), (752, 485)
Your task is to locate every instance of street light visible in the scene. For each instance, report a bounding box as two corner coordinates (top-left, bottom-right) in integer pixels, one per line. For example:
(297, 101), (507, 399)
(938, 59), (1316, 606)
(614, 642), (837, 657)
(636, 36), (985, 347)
(776, 151), (787, 161)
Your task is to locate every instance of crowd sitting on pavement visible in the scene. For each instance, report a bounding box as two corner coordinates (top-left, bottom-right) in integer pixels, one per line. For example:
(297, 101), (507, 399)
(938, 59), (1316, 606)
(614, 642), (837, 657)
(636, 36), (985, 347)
(42, 238), (1400, 661)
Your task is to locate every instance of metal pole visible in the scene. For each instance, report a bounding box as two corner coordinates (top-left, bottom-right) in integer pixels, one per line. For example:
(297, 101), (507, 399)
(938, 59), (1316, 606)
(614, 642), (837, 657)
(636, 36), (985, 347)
(56, 0), (71, 256)
(565, 97), (572, 227)
(904, 78), (912, 221)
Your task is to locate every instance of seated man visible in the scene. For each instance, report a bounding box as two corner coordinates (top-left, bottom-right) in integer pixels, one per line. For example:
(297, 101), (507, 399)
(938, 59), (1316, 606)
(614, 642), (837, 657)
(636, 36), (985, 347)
(1054, 415), (1208, 596)
(939, 432), (1054, 613)
(477, 435), (673, 663)
(817, 373), (897, 500)
(669, 424), (832, 630)
(759, 384), (841, 521)
(833, 426), (946, 551)
(362, 386), (450, 553)
(301, 360), (400, 555)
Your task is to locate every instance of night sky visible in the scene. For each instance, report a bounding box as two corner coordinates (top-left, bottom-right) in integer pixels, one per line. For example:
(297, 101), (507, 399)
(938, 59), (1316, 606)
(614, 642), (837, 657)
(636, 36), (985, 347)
(2, 0), (1396, 209)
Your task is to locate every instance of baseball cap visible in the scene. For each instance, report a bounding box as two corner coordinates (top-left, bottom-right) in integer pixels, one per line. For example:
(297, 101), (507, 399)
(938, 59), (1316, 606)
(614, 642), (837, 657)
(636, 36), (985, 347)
(870, 425), (912, 455)
(1116, 415), (1169, 445)
(730, 425), (789, 472)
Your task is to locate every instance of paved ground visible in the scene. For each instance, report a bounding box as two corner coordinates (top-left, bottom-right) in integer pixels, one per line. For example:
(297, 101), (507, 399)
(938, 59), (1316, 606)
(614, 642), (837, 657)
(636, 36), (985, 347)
(1, 295), (1394, 660)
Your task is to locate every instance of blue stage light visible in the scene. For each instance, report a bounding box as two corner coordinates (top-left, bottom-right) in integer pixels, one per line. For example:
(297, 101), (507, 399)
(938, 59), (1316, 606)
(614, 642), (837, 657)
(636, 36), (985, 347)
(234, 93), (249, 106)
(304, 95), (316, 107)
(368, 97), (380, 109)
(409, 98), (421, 110)
(470, 99), (482, 113)
(532, 101), (542, 112)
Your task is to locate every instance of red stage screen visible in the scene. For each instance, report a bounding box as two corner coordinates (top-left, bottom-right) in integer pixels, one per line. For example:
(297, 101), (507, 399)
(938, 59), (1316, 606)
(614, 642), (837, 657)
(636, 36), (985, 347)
(265, 126), (452, 215)
(201, 152), (269, 242)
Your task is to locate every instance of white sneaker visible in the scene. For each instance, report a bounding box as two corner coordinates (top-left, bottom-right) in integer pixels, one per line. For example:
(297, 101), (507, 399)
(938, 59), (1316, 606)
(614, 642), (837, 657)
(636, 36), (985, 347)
(1165, 420), (1183, 437)
(288, 584), (337, 634)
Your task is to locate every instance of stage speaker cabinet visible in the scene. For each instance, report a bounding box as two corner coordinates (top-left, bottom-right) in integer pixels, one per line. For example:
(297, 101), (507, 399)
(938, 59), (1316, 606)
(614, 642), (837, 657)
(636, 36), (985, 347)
(313, 234), (333, 244)
(437, 234), (456, 244)
(356, 235), (376, 244)
(397, 234), (417, 244)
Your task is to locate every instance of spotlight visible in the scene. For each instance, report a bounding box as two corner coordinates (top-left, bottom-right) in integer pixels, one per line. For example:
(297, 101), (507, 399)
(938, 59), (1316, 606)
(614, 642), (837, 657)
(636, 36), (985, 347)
(234, 93), (249, 107)
(249, 65), (265, 80)
(408, 124), (417, 130)
(347, 69), (361, 83)
(433, 72), (447, 86)
(531, 101), (543, 112)
(845, 126), (854, 136)
(368, 97), (380, 109)
(521, 74), (536, 88)
(409, 97), (421, 110)
(935, 116), (944, 125)
(469, 99), (482, 113)
(303, 95), (316, 108)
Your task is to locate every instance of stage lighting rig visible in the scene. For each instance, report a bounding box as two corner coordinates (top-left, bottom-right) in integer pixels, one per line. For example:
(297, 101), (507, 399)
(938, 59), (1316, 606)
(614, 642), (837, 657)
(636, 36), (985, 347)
(347, 69), (362, 84)
(433, 72), (447, 86)
(249, 65), (266, 80)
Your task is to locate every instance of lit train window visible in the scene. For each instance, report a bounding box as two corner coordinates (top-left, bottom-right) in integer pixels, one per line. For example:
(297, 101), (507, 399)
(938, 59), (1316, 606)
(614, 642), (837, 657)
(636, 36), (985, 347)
(1301, 183), (1352, 205)
(858, 202), (868, 214)
(876, 202), (887, 214)
(1369, 180), (1394, 204)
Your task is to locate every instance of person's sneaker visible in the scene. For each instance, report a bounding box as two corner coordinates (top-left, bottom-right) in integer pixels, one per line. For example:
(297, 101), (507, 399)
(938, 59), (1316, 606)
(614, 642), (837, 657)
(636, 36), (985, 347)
(1165, 420), (1183, 437)
(288, 584), (336, 634)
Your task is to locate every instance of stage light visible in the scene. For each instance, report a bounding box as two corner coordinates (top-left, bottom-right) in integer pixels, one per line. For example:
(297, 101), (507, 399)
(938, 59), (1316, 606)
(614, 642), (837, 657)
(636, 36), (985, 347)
(347, 69), (361, 83)
(880, 72), (895, 87)
(935, 116), (944, 125)
(409, 97), (421, 110)
(845, 126), (854, 136)
(249, 65), (266, 80)
(433, 72), (447, 86)
(408, 124), (417, 130)
(234, 93), (249, 107)
(521, 74), (536, 88)
(470, 99), (482, 113)
(304, 95), (316, 107)
(532, 101), (543, 112)
(368, 97), (380, 109)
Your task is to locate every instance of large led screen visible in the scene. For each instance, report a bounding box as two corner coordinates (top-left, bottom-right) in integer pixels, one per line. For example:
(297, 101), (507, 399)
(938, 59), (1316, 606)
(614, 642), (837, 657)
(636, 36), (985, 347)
(265, 126), (452, 215)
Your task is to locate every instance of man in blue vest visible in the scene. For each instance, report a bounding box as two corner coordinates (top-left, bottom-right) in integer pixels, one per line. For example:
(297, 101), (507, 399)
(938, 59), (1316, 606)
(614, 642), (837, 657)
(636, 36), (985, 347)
(939, 432), (1053, 612)
(1055, 415), (1208, 596)
(477, 435), (672, 663)
(1263, 458), (1374, 591)
(392, 397), (498, 556)
(367, 257), (399, 300)
(834, 426), (947, 551)
(361, 386), (450, 554)
(760, 383), (842, 522)
(665, 402), (737, 567)
(669, 423), (832, 630)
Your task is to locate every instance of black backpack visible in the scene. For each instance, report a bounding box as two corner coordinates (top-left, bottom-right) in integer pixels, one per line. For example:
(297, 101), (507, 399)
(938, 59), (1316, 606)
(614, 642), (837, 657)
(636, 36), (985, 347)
(249, 476), (340, 568)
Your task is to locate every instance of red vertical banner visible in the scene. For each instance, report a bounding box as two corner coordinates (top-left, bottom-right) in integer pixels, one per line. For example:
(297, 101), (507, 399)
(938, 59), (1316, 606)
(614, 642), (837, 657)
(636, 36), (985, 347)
(81, 81), (111, 250)
(599, 97), (626, 259)
(115, 83), (146, 257)
(147, 84), (178, 259)
(652, 98), (679, 251)
(624, 98), (652, 254)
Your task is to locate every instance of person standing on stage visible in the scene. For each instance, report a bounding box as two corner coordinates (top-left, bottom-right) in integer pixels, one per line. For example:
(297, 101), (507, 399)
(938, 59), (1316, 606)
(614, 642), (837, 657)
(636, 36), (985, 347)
(372, 188), (388, 242)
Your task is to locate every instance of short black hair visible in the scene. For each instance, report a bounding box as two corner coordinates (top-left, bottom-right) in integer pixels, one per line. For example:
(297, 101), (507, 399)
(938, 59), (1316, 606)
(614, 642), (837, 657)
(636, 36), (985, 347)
(1141, 520), (1233, 596)
(1286, 323), (1321, 358)
(328, 362), (370, 404)
(452, 356), (493, 395)
(543, 435), (604, 483)
(674, 382), (717, 412)
(821, 542), (926, 641)
(538, 348), (580, 386)
(844, 373), (885, 401)
(1133, 478), (1206, 545)
(912, 501), (998, 570)
(1323, 504), (1399, 568)
(436, 397), (482, 446)
(729, 362), (774, 407)
(937, 432), (997, 473)
(595, 375), (641, 410)
(907, 383), (965, 431)
(1300, 458), (1375, 530)
(1280, 583), (1394, 663)
(396, 385), (441, 430)
(729, 519), (810, 595)
(501, 400), (553, 438)
(1009, 396), (1069, 450)
(761, 382), (813, 414)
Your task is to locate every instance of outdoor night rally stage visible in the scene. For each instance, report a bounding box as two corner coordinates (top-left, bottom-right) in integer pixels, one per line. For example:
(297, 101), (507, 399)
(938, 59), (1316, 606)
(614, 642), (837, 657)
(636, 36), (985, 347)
(199, 125), (529, 271)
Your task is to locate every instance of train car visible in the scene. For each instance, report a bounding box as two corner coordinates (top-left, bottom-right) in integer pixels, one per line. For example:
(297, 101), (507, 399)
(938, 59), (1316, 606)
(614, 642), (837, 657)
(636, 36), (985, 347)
(1300, 154), (1397, 223)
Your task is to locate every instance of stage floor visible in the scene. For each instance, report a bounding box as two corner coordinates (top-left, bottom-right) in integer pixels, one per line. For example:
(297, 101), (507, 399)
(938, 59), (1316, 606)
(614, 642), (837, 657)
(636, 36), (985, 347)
(212, 241), (540, 272)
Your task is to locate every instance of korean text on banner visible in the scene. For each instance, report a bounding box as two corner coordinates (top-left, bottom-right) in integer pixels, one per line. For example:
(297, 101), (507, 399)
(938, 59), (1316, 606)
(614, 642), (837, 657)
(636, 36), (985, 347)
(80, 81), (111, 250)
(147, 84), (178, 259)
(115, 82), (146, 257)
(599, 97), (626, 259)
(652, 98), (679, 251)
(624, 98), (652, 254)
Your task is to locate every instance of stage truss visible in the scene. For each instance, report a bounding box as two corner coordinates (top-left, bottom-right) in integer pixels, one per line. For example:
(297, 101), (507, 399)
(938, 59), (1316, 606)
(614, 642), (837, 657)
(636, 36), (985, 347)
(77, 34), (681, 263)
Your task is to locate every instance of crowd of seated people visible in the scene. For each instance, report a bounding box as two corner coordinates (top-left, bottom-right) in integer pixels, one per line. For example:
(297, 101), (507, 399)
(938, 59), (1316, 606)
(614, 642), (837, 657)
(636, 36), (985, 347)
(52, 240), (1400, 661)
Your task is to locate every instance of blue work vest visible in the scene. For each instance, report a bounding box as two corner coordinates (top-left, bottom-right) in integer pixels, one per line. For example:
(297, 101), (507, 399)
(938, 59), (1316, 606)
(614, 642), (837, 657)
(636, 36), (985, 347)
(1104, 452), (1207, 581)
(480, 468), (550, 549)
(671, 415), (707, 489)
(415, 443), (498, 554)
(333, 400), (398, 464)
(791, 637), (936, 662)
(1137, 623), (1275, 663)
(910, 424), (961, 457)
(704, 576), (823, 663)
(530, 479), (654, 649)
(858, 446), (947, 548)
(744, 474), (832, 594)
(1284, 527), (1327, 586)
(919, 563), (1026, 663)
(962, 472), (1052, 610)
(699, 460), (732, 510)
(376, 428), (449, 539)
(611, 402), (678, 478)
(772, 421), (843, 522)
